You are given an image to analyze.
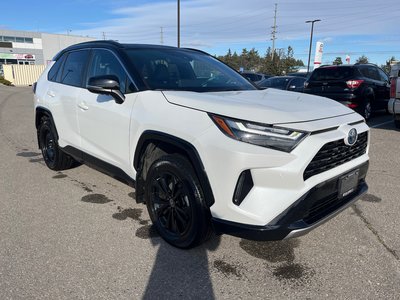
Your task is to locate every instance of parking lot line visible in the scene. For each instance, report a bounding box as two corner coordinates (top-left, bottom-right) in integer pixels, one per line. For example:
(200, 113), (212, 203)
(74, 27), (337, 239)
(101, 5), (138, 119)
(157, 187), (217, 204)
(370, 120), (393, 128)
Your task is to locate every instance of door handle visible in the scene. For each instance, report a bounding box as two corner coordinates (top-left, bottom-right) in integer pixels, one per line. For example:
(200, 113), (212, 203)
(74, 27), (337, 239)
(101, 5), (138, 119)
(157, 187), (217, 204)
(47, 90), (55, 97)
(78, 102), (89, 110)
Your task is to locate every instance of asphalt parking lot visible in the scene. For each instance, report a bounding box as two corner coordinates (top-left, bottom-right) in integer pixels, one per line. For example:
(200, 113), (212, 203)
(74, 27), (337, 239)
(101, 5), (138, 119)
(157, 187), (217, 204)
(0, 85), (399, 299)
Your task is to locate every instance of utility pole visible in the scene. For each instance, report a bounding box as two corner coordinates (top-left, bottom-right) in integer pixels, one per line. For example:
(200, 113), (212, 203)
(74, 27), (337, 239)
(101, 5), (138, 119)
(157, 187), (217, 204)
(177, 0), (180, 47)
(271, 3), (277, 61)
(306, 19), (321, 73)
(102, 32), (106, 40)
(160, 27), (164, 44)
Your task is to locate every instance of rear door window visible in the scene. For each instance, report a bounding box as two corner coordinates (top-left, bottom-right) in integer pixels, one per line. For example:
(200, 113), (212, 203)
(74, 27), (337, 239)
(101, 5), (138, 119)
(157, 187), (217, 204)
(60, 50), (90, 87)
(291, 77), (306, 87)
(310, 67), (355, 81)
(367, 67), (380, 81)
(360, 66), (380, 81)
(378, 68), (389, 82)
(270, 77), (290, 89)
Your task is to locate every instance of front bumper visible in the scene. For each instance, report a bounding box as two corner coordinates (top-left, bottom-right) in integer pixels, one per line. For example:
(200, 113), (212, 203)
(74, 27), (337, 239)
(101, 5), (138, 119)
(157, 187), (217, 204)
(212, 162), (368, 241)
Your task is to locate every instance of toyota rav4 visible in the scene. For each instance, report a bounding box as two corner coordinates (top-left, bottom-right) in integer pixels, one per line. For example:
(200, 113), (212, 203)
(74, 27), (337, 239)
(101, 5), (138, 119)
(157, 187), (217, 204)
(33, 41), (369, 248)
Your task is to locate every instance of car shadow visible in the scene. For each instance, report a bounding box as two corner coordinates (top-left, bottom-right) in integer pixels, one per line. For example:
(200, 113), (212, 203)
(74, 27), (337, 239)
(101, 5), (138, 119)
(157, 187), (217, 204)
(366, 111), (399, 131)
(142, 233), (221, 299)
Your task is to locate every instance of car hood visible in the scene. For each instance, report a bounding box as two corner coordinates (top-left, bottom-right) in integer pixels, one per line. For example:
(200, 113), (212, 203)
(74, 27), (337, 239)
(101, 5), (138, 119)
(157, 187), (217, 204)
(162, 89), (353, 125)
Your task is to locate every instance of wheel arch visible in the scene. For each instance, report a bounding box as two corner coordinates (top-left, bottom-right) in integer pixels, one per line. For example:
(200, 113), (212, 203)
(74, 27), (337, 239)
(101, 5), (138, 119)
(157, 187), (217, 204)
(363, 87), (375, 101)
(134, 130), (215, 208)
(35, 107), (59, 147)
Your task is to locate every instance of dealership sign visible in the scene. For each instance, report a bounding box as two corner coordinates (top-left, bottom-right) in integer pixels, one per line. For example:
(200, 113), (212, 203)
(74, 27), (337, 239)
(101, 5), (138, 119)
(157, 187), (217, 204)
(0, 53), (36, 60)
(313, 41), (324, 69)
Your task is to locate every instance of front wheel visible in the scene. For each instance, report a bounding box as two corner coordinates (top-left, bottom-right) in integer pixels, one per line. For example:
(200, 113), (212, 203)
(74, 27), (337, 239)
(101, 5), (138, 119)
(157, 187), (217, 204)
(38, 116), (74, 170)
(145, 155), (211, 248)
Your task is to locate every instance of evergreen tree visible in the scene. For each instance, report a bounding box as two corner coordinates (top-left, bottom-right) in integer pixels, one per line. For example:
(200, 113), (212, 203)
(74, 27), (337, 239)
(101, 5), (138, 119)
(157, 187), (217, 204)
(217, 46), (304, 76)
(381, 56), (396, 73)
(356, 55), (369, 64)
(333, 57), (343, 65)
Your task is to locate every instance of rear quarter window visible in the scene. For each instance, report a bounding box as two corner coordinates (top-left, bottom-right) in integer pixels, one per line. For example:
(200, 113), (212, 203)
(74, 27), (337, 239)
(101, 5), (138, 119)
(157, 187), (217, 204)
(47, 54), (66, 82)
(310, 67), (355, 81)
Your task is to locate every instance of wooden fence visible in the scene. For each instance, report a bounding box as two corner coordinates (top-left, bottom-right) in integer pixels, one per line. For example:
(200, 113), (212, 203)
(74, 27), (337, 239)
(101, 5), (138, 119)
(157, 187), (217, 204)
(3, 64), (46, 86)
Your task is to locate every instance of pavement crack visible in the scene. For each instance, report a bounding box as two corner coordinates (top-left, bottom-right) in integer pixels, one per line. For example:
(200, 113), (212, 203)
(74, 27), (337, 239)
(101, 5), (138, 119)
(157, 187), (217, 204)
(352, 204), (399, 261)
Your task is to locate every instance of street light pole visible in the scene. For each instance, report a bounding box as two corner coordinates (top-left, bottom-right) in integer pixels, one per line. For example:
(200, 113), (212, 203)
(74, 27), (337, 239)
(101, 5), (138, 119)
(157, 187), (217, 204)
(306, 19), (321, 74)
(177, 0), (180, 48)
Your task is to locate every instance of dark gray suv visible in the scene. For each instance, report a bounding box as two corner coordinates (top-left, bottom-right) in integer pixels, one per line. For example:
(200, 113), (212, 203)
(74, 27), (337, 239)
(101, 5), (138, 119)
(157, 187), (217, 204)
(304, 64), (390, 120)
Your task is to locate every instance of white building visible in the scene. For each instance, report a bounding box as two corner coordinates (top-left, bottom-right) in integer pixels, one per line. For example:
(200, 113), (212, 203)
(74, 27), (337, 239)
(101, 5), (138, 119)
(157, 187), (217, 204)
(0, 29), (95, 67)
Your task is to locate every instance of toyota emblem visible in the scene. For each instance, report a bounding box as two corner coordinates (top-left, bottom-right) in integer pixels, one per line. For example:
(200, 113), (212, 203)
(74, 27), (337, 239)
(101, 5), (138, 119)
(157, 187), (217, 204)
(345, 128), (358, 146)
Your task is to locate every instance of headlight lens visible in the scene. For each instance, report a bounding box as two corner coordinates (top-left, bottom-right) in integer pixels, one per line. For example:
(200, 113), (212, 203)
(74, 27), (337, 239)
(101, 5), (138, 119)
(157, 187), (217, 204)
(210, 114), (309, 152)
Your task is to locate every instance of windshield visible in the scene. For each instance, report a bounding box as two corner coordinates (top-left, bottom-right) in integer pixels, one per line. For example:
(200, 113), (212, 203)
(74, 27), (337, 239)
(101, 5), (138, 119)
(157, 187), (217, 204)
(126, 48), (256, 92)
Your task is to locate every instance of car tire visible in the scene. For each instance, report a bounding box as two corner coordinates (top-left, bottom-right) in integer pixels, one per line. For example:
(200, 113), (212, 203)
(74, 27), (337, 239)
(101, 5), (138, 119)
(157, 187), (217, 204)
(359, 98), (372, 121)
(38, 116), (74, 170)
(145, 154), (211, 248)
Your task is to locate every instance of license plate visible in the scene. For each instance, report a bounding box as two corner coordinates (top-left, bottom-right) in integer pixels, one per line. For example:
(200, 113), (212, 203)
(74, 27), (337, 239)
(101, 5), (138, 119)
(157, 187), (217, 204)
(338, 169), (359, 199)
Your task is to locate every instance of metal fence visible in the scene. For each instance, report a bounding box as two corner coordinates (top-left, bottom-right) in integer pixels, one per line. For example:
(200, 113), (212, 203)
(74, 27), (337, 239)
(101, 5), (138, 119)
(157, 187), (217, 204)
(3, 64), (46, 86)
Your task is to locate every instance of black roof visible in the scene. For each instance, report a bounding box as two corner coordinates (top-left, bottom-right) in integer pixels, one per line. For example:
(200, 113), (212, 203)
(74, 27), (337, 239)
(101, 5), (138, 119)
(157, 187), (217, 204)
(53, 40), (203, 60)
(69, 40), (180, 50)
(319, 63), (379, 68)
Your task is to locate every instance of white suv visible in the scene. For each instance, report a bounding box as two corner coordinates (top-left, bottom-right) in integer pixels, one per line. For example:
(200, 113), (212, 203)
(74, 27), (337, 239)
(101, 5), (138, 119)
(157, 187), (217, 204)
(34, 41), (369, 248)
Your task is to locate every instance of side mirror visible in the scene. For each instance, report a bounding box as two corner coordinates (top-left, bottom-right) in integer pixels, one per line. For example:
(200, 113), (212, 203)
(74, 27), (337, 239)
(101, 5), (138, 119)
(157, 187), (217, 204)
(87, 75), (125, 104)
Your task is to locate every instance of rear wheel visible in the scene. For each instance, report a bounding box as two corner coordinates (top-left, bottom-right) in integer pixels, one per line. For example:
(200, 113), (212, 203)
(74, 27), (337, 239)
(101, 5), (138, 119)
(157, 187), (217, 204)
(145, 155), (211, 248)
(359, 98), (372, 121)
(38, 116), (74, 170)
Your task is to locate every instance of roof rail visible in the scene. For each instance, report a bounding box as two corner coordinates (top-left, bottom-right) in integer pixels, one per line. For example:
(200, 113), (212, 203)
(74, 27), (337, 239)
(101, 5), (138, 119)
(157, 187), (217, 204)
(52, 40), (122, 60)
(354, 62), (378, 67)
(72, 40), (122, 47)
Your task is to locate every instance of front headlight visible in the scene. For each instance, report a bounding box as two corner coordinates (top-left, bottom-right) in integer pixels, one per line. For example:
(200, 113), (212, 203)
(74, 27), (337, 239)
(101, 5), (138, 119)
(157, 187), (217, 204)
(210, 114), (309, 152)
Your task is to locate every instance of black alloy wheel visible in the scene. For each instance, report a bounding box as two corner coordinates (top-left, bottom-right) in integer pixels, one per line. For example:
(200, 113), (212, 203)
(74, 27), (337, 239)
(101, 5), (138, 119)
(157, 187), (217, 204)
(38, 116), (74, 170)
(145, 155), (211, 248)
(41, 128), (56, 165)
(363, 100), (372, 121)
(357, 98), (372, 121)
(149, 171), (192, 236)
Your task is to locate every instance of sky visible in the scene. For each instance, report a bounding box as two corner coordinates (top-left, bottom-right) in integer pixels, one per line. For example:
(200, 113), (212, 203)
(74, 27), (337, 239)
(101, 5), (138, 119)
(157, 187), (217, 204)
(1, 0), (400, 66)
